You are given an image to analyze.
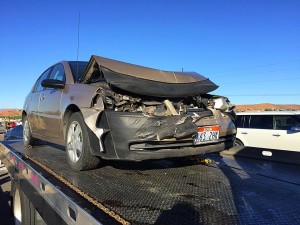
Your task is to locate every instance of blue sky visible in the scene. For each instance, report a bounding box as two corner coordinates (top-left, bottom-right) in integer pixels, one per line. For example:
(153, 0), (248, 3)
(0, 0), (299, 109)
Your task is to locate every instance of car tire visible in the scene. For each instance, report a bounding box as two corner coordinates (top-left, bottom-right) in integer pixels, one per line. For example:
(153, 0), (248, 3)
(234, 139), (244, 147)
(65, 112), (101, 171)
(23, 116), (39, 147)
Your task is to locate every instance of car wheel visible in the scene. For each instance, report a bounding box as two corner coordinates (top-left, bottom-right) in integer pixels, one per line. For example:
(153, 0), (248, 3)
(234, 139), (244, 147)
(65, 112), (101, 171)
(23, 116), (39, 147)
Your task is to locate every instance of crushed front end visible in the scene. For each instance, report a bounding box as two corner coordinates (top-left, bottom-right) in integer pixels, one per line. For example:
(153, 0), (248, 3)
(81, 55), (236, 161)
(95, 91), (236, 161)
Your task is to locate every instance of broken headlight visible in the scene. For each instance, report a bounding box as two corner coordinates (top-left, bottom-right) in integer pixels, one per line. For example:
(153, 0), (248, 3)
(213, 97), (235, 112)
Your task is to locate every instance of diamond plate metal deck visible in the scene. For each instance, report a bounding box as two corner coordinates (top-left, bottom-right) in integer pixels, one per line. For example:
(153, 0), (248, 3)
(3, 141), (300, 225)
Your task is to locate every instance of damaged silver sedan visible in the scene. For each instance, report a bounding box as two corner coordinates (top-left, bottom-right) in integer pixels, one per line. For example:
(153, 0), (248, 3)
(23, 55), (236, 171)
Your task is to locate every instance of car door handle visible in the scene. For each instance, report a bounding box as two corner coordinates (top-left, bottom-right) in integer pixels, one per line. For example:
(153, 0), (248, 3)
(272, 134), (280, 137)
(241, 132), (248, 134)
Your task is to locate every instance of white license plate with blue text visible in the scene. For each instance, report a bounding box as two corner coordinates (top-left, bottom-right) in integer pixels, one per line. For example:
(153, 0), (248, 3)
(194, 126), (220, 145)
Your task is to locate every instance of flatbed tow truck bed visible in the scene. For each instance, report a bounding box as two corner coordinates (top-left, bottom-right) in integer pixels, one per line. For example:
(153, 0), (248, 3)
(1, 140), (300, 225)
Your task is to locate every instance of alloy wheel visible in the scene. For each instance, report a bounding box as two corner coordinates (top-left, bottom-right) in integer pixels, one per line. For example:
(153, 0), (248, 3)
(23, 120), (29, 143)
(67, 121), (83, 163)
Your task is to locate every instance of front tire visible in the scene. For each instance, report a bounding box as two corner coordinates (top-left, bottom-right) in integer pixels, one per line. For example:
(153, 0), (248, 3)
(234, 139), (244, 147)
(23, 116), (39, 147)
(65, 112), (101, 171)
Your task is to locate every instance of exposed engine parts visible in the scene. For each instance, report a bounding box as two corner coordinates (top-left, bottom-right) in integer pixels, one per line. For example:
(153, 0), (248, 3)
(90, 82), (235, 143)
(101, 88), (219, 118)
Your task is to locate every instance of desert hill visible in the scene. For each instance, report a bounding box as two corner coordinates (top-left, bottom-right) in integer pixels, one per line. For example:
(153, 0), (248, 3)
(236, 103), (300, 112)
(0, 109), (22, 117)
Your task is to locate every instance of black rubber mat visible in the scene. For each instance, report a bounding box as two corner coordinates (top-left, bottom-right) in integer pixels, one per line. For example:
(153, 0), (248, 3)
(3, 141), (300, 225)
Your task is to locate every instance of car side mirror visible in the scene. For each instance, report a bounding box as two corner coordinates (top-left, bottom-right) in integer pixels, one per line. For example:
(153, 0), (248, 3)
(41, 79), (65, 89)
(291, 126), (300, 132)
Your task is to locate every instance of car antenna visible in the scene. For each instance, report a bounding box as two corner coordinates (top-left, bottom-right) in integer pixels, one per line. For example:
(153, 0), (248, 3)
(76, 11), (81, 80)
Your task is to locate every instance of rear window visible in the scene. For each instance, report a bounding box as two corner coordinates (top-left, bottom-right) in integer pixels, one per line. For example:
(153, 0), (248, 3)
(236, 115), (251, 128)
(236, 115), (243, 128)
(69, 61), (88, 81)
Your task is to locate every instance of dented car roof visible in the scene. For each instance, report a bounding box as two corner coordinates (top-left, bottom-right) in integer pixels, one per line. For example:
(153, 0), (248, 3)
(81, 55), (219, 97)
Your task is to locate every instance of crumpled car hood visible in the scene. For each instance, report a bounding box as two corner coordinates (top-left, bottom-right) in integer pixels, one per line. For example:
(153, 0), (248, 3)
(81, 55), (218, 97)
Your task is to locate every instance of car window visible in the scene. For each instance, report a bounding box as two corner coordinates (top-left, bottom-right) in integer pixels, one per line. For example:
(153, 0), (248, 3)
(69, 61), (88, 81)
(249, 115), (272, 129)
(34, 68), (52, 92)
(274, 115), (300, 130)
(236, 115), (251, 128)
(236, 115), (243, 128)
(49, 64), (65, 82)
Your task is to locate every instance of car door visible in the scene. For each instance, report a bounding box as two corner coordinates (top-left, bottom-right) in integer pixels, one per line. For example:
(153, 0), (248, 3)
(271, 115), (300, 152)
(24, 68), (52, 135)
(38, 63), (65, 141)
(236, 115), (250, 144)
(238, 115), (273, 148)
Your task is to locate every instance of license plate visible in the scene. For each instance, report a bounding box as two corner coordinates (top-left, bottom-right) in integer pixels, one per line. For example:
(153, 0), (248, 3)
(194, 126), (220, 145)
